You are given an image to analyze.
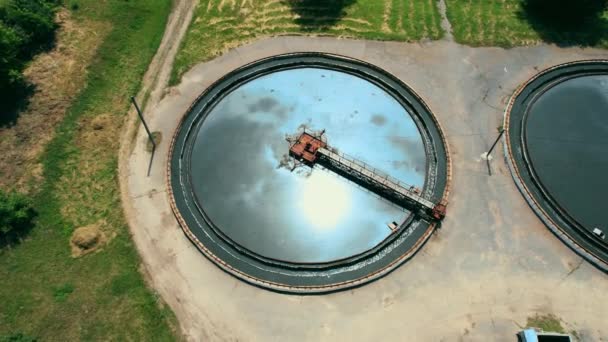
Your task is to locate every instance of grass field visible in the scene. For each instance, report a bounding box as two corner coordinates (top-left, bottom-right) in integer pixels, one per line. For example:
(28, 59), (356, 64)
(171, 0), (444, 84)
(446, 0), (608, 47)
(3, 0), (607, 339)
(0, 0), (178, 340)
(173, 0), (608, 83)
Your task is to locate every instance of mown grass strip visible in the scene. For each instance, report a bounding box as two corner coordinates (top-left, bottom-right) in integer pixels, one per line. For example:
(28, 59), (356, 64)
(0, 0), (178, 340)
(446, 0), (608, 47)
(171, 0), (444, 85)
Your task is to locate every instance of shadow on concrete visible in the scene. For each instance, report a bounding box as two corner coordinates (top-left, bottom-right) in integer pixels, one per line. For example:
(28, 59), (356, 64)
(285, 0), (356, 30)
(519, 0), (608, 47)
(147, 144), (156, 177)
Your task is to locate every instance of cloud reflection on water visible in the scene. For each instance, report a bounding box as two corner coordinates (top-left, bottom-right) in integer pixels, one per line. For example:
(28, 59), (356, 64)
(190, 68), (427, 263)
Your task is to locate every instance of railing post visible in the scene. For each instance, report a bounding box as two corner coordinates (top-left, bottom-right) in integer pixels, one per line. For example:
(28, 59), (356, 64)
(131, 96), (157, 177)
(487, 129), (504, 157)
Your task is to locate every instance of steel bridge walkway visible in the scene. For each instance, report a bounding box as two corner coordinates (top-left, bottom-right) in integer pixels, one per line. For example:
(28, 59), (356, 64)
(316, 147), (437, 215)
(287, 131), (445, 220)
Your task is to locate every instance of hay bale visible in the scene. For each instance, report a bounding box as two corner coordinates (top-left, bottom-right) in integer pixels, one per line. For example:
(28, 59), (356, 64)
(70, 223), (106, 257)
(72, 226), (100, 248)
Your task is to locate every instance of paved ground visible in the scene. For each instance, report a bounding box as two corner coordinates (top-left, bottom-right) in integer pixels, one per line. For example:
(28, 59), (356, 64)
(121, 37), (608, 341)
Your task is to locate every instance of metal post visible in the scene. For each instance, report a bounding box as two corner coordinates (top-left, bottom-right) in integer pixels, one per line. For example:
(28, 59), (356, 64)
(131, 96), (156, 151)
(485, 129), (505, 176)
(487, 129), (505, 157)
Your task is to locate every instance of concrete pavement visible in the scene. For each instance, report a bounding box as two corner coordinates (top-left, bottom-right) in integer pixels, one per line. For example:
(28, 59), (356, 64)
(121, 36), (608, 341)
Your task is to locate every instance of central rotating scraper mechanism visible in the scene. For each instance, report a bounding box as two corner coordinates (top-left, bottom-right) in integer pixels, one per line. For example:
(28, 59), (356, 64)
(288, 130), (447, 221)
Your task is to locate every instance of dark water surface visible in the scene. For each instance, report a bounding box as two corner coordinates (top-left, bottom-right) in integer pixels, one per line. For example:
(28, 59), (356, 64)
(189, 68), (427, 263)
(525, 75), (608, 231)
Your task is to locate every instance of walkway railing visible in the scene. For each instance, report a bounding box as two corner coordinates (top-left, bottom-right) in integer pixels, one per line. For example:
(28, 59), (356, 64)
(317, 147), (435, 210)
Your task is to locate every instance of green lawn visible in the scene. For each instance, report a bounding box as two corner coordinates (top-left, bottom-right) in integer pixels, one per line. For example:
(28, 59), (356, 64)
(0, 0), (178, 340)
(446, 0), (608, 47)
(171, 0), (444, 84)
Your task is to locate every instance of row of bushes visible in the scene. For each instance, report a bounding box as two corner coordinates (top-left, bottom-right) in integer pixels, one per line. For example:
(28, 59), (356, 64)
(0, 0), (60, 123)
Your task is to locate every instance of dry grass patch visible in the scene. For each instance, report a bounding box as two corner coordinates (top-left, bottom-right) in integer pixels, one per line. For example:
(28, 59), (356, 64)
(382, 0), (393, 33)
(0, 10), (110, 193)
(172, 0), (443, 84)
(78, 114), (120, 151)
(58, 113), (122, 226)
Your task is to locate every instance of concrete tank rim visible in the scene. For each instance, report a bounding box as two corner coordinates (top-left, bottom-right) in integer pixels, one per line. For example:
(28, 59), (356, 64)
(166, 52), (452, 293)
(503, 59), (608, 273)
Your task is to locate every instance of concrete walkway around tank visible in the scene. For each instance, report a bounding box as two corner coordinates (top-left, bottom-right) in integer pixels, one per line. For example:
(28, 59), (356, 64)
(122, 37), (608, 341)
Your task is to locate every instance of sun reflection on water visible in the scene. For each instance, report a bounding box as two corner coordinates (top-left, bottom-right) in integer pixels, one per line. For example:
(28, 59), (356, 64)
(297, 171), (352, 232)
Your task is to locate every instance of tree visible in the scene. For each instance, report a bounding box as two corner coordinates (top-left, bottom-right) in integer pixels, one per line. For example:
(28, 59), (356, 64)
(0, 20), (26, 125)
(0, 0), (58, 124)
(0, 333), (37, 342)
(2, 0), (59, 57)
(522, 0), (608, 26)
(0, 21), (22, 82)
(0, 21), (23, 91)
(0, 189), (36, 239)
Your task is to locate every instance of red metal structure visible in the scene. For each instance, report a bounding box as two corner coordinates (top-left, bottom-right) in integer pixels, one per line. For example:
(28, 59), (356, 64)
(431, 202), (447, 221)
(289, 132), (327, 165)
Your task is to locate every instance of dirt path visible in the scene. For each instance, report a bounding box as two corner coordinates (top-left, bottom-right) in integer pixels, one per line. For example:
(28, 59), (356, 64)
(136, 0), (198, 112)
(438, 0), (454, 41)
(117, 0), (197, 337)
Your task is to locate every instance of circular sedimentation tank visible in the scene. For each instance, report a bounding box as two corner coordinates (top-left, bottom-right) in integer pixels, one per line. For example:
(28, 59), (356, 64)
(168, 53), (450, 293)
(505, 60), (608, 270)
